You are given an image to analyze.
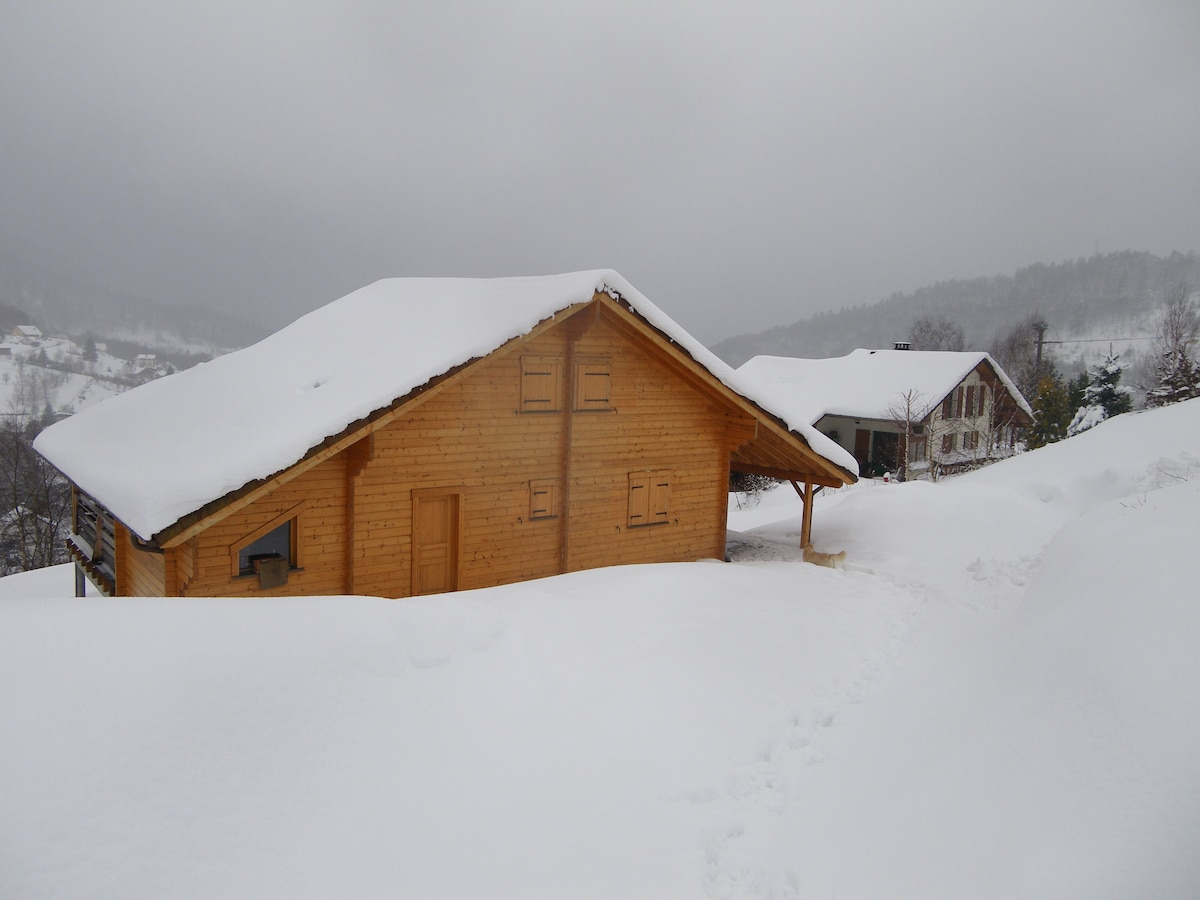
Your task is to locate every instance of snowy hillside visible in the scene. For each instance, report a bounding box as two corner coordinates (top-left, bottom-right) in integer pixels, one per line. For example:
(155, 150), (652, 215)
(0, 332), (133, 418)
(2, 400), (1199, 898)
(712, 250), (1200, 371)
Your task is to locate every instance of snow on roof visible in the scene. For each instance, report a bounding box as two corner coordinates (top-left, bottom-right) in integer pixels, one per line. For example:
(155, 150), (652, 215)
(736, 349), (1034, 426)
(35, 270), (853, 540)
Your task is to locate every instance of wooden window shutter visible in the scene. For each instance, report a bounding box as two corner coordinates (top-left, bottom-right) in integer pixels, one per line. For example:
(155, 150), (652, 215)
(628, 473), (650, 527)
(965, 385), (976, 417)
(573, 358), (611, 411)
(529, 479), (559, 520)
(628, 471), (670, 527)
(941, 392), (953, 419)
(649, 475), (670, 524)
(521, 356), (561, 412)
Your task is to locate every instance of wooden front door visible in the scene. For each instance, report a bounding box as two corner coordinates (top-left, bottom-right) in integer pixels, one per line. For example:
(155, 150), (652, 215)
(854, 428), (871, 465)
(412, 491), (461, 595)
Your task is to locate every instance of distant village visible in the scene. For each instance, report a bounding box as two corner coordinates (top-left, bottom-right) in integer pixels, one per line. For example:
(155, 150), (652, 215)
(0, 323), (194, 424)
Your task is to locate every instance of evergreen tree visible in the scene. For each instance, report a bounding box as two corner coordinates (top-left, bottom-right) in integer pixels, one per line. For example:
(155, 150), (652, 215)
(1145, 347), (1200, 407)
(1066, 371), (1088, 415)
(1028, 374), (1070, 448)
(1068, 353), (1132, 436)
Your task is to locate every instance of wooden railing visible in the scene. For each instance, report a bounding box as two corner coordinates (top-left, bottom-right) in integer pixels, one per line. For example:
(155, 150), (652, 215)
(73, 491), (117, 593)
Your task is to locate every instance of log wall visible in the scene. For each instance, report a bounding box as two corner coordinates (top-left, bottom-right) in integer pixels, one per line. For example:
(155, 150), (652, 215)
(170, 304), (741, 598)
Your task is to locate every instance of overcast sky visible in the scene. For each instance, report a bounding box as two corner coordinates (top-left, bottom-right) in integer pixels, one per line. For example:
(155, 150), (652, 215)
(2, 1), (1198, 343)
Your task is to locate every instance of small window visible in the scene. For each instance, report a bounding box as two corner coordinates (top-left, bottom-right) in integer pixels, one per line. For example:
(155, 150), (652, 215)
(238, 521), (292, 575)
(628, 471), (670, 527)
(529, 479), (559, 520)
(911, 438), (927, 462)
(521, 356), (561, 413)
(964, 385), (976, 418)
(231, 504), (304, 579)
(574, 359), (611, 411)
(941, 433), (956, 454)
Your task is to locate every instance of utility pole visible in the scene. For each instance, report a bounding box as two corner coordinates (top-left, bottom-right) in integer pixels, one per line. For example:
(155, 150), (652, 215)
(1033, 320), (1048, 369)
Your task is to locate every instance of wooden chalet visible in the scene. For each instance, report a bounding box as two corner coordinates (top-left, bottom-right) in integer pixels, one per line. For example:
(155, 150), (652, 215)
(35, 272), (856, 599)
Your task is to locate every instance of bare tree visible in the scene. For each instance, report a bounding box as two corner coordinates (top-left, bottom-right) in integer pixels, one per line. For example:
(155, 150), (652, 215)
(884, 388), (934, 481)
(0, 420), (72, 574)
(909, 316), (965, 351)
(1145, 283), (1200, 407)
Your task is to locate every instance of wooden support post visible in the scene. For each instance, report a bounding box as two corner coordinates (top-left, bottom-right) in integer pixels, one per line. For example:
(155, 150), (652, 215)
(75, 562), (86, 597)
(802, 479), (814, 548)
(791, 478), (815, 548)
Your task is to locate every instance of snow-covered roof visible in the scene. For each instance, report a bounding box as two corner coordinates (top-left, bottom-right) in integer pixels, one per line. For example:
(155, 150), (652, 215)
(35, 270), (854, 540)
(736, 349), (1034, 426)
(13, 325), (42, 338)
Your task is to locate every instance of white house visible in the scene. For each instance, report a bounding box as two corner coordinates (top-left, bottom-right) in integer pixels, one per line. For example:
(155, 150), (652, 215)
(12, 325), (42, 342)
(736, 346), (1034, 478)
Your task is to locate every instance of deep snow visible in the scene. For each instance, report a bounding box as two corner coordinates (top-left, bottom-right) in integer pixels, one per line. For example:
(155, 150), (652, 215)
(3, 400), (1199, 898)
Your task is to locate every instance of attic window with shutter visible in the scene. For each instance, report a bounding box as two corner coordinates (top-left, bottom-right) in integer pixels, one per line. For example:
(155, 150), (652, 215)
(521, 356), (562, 413)
(573, 358), (611, 411)
(529, 478), (559, 520)
(628, 471), (670, 528)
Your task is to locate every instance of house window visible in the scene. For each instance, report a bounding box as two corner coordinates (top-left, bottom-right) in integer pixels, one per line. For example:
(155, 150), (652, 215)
(963, 430), (979, 451)
(942, 388), (959, 419)
(573, 358), (611, 411)
(529, 479), (559, 520)
(628, 471), (670, 527)
(910, 438), (927, 462)
(521, 356), (561, 413)
(941, 433), (956, 454)
(238, 521), (292, 575)
(231, 505), (304, 579)
(964, 385), (976, 418)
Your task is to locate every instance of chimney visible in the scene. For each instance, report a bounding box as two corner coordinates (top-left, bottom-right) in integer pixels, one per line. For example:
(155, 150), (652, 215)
(893, 341), (911, 351)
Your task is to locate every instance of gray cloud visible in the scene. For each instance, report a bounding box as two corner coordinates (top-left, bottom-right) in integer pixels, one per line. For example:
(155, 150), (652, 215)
(2, 1), (1198, 344)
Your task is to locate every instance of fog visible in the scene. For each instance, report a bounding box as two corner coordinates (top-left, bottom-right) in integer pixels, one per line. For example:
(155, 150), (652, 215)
(2, 1), (1198, 343)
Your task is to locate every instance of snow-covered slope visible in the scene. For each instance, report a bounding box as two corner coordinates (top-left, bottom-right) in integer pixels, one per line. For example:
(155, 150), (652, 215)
(2, 400), (1199, 898)
(0, 334), (128, 418)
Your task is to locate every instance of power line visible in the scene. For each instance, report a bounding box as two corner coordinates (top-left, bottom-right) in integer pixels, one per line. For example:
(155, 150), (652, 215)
(1041, 336), (1156, 345)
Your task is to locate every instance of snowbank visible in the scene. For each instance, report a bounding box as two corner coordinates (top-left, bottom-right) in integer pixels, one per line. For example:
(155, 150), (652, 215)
(4, 399), (1200, 897)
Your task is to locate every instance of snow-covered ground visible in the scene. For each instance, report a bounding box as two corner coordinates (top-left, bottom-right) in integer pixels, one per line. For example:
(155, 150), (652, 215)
(0, 334), (128, 418)
(2, 400), (1199, 898)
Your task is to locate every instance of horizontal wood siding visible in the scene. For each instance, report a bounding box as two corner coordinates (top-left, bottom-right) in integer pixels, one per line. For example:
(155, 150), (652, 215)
(178, 301), (736, 598)
(565, 316), (729, 571)
(182, 454), (349, 597)
(125, 540), (167, 596)
(350, 328), (568, 597)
